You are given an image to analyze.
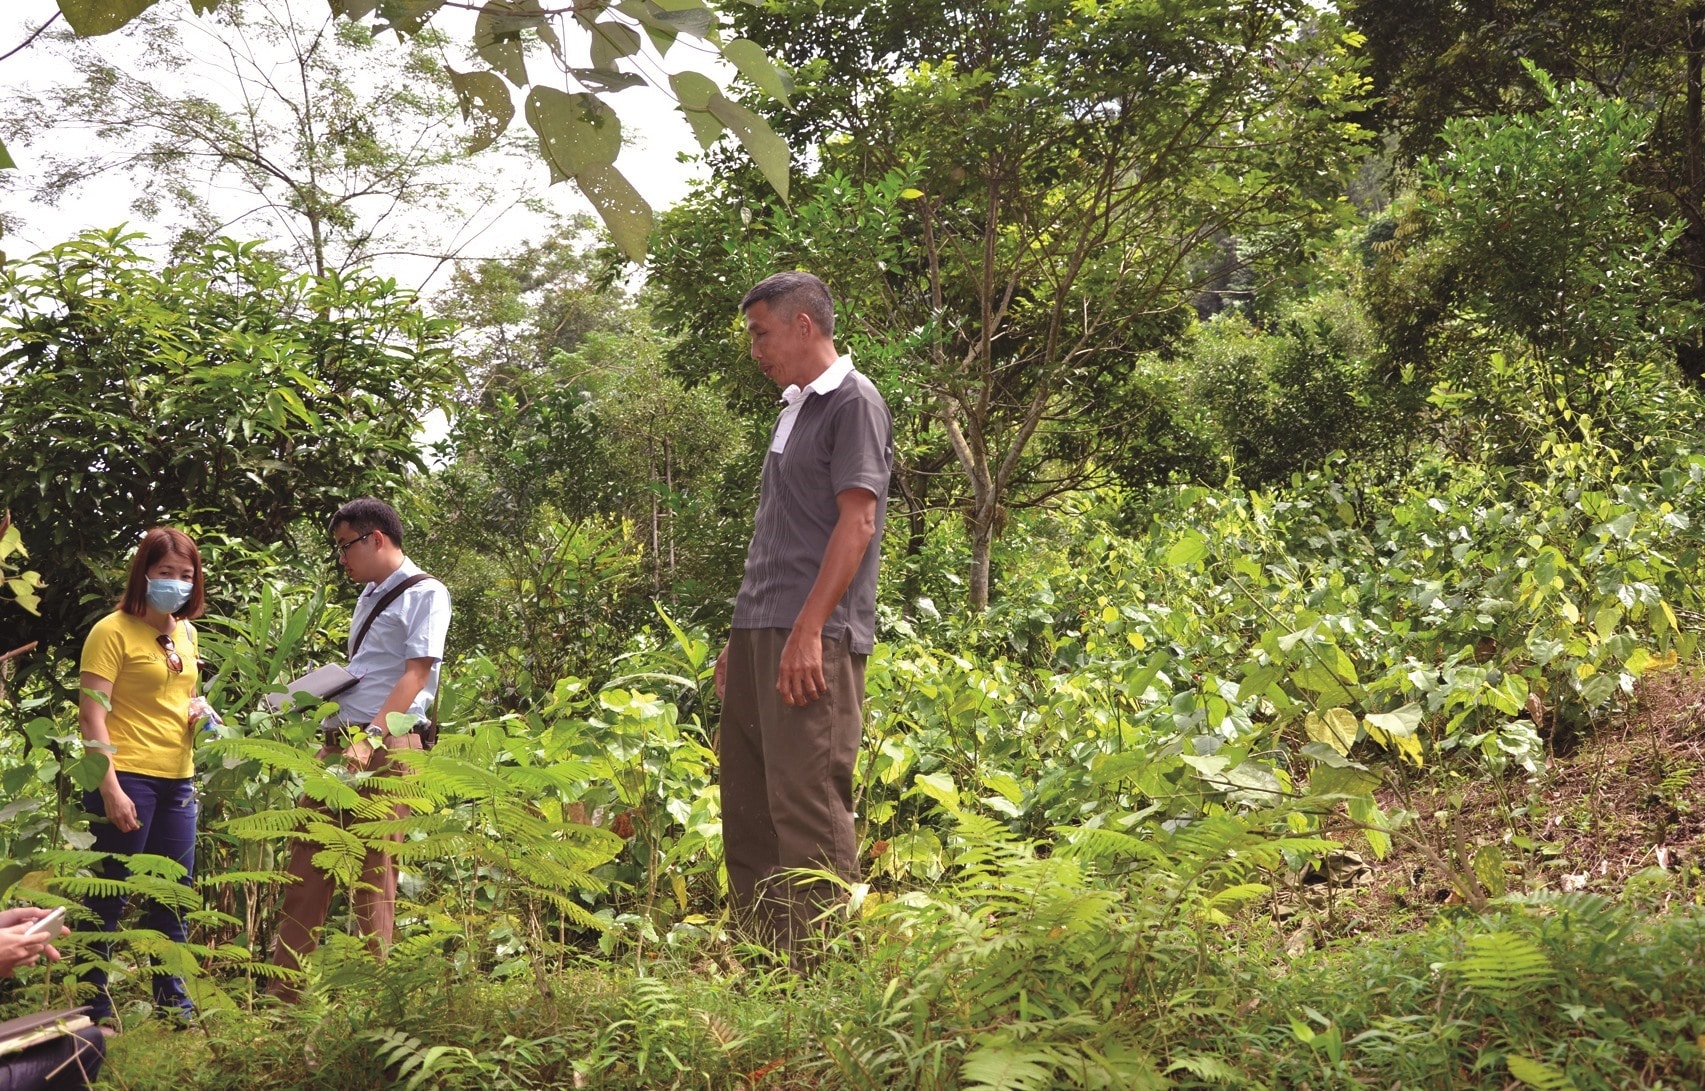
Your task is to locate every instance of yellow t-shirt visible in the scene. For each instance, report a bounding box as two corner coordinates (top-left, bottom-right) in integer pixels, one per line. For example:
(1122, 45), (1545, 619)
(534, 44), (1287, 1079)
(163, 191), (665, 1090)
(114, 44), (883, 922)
(79, 611), (197, 779)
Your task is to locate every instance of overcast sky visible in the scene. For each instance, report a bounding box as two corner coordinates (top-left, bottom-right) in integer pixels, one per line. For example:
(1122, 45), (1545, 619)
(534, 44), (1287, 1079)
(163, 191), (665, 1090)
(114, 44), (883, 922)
(0, 0), (711, 289)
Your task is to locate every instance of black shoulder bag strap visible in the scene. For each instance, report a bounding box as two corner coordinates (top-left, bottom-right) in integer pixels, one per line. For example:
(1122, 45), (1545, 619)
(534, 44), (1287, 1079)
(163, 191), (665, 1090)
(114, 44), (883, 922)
(350, 573), (437, 658)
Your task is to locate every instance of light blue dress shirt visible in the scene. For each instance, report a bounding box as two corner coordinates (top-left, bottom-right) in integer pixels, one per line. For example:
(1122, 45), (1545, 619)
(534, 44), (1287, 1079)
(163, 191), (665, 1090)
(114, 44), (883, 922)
(336, 557), (451, 727)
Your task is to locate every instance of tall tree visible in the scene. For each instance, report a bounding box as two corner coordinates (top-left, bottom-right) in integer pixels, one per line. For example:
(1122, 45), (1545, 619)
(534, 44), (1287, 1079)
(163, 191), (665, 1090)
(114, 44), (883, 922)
(13, 0), (798, 260)
(1341, 0), (1705, 384)
(653, 0), (1371, 610)
(5, 0), (528, 278)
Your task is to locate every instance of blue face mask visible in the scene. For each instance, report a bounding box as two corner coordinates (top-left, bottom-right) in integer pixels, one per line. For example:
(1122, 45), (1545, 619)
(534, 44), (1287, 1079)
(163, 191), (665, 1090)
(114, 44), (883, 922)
(146, 578), (193, 614)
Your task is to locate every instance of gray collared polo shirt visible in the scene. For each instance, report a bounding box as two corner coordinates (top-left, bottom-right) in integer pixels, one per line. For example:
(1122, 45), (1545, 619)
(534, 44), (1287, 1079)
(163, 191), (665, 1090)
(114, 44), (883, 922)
(732, 363), (892, 654)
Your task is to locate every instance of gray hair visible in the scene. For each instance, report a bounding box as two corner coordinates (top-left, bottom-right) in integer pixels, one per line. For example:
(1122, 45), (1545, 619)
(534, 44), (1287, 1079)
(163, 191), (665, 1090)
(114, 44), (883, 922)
(740, 271), (835, 338)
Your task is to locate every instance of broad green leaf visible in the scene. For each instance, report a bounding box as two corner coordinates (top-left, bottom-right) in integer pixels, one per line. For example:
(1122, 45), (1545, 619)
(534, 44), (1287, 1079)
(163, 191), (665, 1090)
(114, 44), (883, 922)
(1309, 764), (1379, 798)
(670, 72), (725, 149)
(706, 94), (791, 202)
(615, 0), (710, 53)
(448, 68), (514, 153)
(570, 68), (647, 94)
(575, 163), (654, 263)
(1300, 741), (1355, 767)
(1165, 531), (1209, 567)
(1305, 708), (1358, 755)
(1473, 844), (1507, 897)
(1180, 753), (1230, 779)
(58, 0), (162, 36)
(525, 88), (621, 181)
(723, 38), (792, 105)
(1363, 715), (1424, 766)
(1593, 600), (1623, 639)
(1347, 794), (1391, 859)
(1091, 750), (1150, 785)
(0, 137), (13, 171)
(587, 19), (642, 69)
(474, 1), (538, 86)
(980, 771), (1024, 804)
(1364, 703), (1423, 735)
(1236, 662), (1283, 702)
(5, 575), (42, 615)
(372, 0), (436, 34)
(910, 771), (959, 812)
(1222, 760), (1284, 802)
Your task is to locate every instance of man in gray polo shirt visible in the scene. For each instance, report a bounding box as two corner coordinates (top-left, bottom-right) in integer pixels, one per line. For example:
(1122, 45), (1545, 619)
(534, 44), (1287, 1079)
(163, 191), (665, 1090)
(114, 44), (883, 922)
(714, 270), (892, 960)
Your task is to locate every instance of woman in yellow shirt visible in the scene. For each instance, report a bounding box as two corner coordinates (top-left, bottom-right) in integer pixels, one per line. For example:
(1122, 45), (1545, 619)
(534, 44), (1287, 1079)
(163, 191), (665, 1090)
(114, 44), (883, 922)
(77, 527), (209, 1025)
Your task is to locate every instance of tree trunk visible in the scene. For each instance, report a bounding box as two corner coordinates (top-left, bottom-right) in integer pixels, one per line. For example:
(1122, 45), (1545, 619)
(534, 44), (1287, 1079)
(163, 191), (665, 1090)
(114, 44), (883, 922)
(1678, 5), (1705, 386)
(967, 501), (996, 614)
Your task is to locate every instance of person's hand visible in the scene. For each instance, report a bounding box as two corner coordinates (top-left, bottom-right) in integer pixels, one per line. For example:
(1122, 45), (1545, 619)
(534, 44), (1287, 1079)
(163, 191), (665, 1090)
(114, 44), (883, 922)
(101, 783), (140, 834)
(343, 736), (375, 771)
(777, 628), (826, 707)
(714, 643), (729, 700)
(0, 920), (59, 977)
(0, 907), (58, 932)
(188, 695), (221, 732)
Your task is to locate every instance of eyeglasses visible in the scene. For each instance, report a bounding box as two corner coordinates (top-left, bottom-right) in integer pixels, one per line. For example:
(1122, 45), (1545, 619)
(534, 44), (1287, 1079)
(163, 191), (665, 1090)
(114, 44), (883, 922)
(156, 634), (184, 674)
(333, 531), (374, 559)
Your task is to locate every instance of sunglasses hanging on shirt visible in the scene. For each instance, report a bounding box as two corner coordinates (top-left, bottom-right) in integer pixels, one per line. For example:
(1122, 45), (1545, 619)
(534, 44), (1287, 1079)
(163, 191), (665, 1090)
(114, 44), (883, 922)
(156, 634), (184, 674)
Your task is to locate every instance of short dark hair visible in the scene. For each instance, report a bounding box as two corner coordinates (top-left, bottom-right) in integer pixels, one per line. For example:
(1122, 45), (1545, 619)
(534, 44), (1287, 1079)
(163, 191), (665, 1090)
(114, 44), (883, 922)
(329, 497), (405, 548)
(741, 271), (835, 338)
(120, 527), (206, 619)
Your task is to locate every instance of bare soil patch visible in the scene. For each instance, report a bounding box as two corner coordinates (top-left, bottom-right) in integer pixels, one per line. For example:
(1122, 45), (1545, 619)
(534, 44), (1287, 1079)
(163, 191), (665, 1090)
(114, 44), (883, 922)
(1281, 669), (1705, 944)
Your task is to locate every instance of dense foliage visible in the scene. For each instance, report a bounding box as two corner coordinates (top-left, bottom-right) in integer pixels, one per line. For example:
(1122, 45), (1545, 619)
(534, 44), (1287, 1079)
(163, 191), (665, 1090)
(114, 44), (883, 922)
(0, 228), (457, 677)
(7, 1), (1705, 1088)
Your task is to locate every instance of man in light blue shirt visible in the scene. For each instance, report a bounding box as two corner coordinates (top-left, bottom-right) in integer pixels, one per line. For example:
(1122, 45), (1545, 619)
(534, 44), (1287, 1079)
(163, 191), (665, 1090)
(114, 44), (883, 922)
(268, 497), (450, 1001)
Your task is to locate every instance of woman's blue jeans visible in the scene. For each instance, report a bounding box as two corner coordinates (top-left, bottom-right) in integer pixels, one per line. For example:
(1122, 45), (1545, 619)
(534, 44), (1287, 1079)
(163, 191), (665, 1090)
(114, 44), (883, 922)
(81, 772), (197, 1020)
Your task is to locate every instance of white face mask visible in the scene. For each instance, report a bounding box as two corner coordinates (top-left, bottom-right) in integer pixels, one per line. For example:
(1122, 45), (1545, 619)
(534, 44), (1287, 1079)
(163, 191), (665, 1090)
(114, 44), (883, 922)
(146, 578), (193, 614)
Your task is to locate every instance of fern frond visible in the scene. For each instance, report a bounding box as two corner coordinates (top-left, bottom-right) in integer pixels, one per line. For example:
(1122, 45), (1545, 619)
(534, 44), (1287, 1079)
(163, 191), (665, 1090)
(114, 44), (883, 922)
(1447, 932), (1557, 998)
(221, 808), (323, 838)
(387, 833), (487, 861)
(1054, 825), (1168, 866)
(517, 886), (608, 929)
(300, 776), (365, 813)
(1506, 1052), (1576, 1090)
(1204, 882), (1271, 910)
(959, 1044), (1056, 1091)
(203, 737), (325, 776)
(307, 826), (369, 887)
(197, 870), (295, 888)
(1166, 1052), (1241, 1081)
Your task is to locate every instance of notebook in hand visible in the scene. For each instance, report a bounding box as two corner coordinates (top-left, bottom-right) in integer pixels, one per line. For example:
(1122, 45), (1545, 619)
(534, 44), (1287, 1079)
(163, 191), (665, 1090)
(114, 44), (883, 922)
(263, 663), (360, 712)
(0, 1007), (92, 1056)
